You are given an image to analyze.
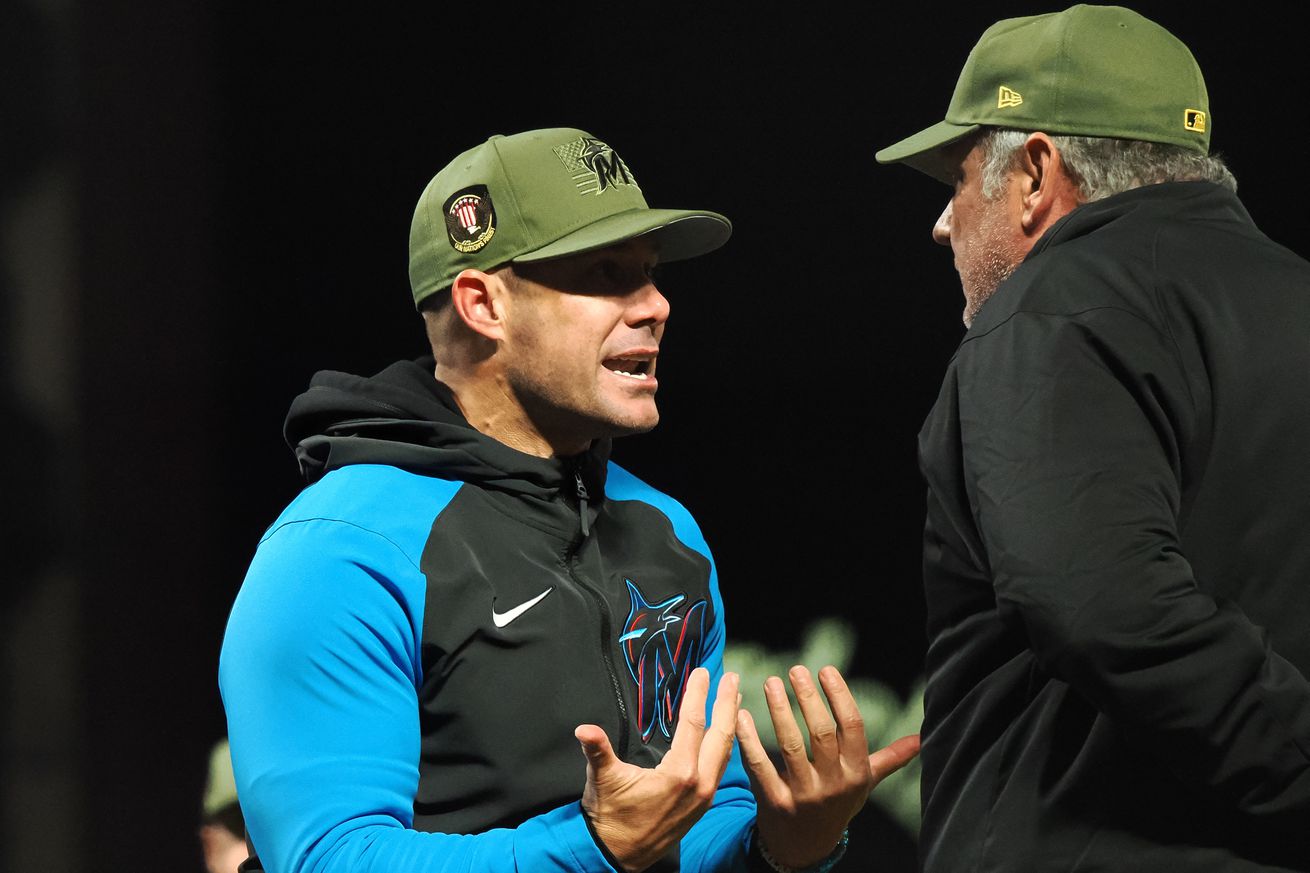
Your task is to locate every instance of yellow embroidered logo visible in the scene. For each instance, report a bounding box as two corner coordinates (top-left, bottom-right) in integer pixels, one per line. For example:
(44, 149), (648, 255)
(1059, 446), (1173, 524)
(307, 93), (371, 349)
(1184, 109), (1206, 133)
(998, 86), (1024, 109)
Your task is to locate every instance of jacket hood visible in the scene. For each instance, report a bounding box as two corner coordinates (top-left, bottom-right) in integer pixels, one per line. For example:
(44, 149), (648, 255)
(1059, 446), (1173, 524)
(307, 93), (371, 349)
(284, 357), (610, 499)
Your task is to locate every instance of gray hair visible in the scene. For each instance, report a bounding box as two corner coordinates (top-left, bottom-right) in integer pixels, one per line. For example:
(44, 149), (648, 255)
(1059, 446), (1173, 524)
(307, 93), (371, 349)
(978, 128), (1237, 201)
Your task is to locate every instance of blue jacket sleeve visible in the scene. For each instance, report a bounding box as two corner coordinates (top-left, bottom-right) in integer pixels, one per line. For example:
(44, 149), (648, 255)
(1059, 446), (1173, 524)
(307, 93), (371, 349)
(678, 581), (756, 873)
(219, 517), (618, 873)
(652, 499), (756, 873)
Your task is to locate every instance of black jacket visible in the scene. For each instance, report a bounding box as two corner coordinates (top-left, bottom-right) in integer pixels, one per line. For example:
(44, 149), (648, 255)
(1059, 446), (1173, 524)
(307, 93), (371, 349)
(918, 183), (1310, 872)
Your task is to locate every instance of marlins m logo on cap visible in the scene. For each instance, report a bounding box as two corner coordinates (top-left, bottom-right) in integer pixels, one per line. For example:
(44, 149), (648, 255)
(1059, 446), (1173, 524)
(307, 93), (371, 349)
(554, 136), (640, 196)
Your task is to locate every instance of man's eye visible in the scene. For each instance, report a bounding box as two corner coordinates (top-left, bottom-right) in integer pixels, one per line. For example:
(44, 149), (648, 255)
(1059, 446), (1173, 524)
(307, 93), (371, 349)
(594, 260), (622, 284)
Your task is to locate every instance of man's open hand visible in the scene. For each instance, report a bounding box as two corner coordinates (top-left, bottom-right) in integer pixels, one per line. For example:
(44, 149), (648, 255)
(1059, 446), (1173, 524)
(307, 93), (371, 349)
(576, 667), (739, 872)
(737, 665), (920, 869)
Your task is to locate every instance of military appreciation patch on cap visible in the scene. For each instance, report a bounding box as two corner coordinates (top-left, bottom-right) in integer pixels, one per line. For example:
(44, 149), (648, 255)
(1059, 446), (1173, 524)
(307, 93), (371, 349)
(553, 136), (640, 196)
(444, 185), (496, 253)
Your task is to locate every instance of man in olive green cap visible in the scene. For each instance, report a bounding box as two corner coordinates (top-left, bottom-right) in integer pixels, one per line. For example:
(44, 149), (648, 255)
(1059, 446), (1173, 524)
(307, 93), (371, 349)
(220, 127), (918, 873)
(878, 5), (1310, 871)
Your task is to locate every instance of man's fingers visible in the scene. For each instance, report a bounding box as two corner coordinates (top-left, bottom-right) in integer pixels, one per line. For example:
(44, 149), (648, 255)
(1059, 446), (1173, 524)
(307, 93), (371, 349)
(696, 672), (741, 787)
(789, 666), (840, 773)
(666, 667), (711, 765)
(764, 675), (814, 782)
(817, 665), (872, 767)
(868, 734), (921, 788)
(575, 724), (619, 775)
(735, 708), (789, 805)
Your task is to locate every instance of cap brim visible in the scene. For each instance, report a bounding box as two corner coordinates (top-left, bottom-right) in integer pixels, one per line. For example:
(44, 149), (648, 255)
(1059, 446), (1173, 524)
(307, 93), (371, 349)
(875, 120), (981, 184)
(513, 208), (732, 265)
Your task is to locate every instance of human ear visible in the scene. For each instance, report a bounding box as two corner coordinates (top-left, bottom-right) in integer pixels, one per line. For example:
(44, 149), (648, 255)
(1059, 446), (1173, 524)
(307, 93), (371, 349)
(1017, 133), (1052, 228)
(1018, 132), (1081, 234)
(449, 269), (508, 342)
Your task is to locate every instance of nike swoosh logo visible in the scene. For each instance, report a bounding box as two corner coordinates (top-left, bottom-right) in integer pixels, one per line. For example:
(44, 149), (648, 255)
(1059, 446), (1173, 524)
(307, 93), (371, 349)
(492, 587), (554, 628)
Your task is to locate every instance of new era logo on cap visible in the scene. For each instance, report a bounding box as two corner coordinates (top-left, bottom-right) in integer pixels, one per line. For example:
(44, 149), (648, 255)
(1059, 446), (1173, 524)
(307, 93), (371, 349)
(998, 86), (1024, 108)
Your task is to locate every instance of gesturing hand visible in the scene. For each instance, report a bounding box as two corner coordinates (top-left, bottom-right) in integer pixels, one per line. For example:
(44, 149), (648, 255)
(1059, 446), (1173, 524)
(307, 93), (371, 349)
(576, 668), (739, 872)
(736, 665), (920, 870)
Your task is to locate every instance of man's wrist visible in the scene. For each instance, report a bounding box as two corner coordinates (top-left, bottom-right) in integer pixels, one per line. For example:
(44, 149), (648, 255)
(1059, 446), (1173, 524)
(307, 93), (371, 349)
(579, 802), (626, 872)
(750, 826), (849, 873)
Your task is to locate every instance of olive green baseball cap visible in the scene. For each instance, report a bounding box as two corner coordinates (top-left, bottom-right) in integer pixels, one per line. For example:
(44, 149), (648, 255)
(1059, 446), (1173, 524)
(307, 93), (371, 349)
(408, 127), (732, 307)
(876, 4), (1212, 182)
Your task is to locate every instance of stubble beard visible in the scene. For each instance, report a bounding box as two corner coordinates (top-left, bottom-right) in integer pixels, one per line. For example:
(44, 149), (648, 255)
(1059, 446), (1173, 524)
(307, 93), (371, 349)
(960, 250), (1021, 328)
(511, 367), (659, 452)
(959, 197), (1027, 328)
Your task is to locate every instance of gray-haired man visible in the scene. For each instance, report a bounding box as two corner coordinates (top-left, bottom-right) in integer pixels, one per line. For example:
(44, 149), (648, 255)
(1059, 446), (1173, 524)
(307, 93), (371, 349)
(878, 6), (1310, 871)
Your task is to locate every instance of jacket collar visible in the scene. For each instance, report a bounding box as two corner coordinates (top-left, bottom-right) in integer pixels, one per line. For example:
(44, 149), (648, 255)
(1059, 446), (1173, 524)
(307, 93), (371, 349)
(1029, 181), (1253, 260)
(285, 356), (611, 499)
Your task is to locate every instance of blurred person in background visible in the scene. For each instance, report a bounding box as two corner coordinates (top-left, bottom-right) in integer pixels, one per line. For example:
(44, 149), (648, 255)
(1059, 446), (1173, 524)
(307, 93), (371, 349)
(199, 739), (246, 873)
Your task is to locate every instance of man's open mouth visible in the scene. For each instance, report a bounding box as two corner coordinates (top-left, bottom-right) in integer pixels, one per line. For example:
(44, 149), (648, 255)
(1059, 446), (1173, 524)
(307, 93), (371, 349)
(602, 355), (654, 380)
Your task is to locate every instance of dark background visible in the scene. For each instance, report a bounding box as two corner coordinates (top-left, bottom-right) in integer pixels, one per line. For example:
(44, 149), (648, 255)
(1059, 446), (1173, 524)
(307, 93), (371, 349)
(5, 2), (1307, 870)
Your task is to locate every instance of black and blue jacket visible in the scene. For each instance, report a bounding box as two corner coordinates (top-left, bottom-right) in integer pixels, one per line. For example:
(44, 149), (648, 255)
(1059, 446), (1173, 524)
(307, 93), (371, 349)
(219, 358), (756, 873)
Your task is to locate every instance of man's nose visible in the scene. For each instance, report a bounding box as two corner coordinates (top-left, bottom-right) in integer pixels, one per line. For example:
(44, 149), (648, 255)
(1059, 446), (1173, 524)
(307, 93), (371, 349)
(932, 201), (953, 247)
(628, 280), (670, 329)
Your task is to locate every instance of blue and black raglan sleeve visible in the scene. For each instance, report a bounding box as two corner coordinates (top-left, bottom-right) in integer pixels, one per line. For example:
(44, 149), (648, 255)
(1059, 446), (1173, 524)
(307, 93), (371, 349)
(218, 465), (618, 873)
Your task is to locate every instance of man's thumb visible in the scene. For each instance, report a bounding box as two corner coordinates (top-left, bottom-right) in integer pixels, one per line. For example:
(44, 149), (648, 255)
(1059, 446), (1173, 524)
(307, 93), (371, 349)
(575, 724), (616, 771)
(869, 733), (921, 787)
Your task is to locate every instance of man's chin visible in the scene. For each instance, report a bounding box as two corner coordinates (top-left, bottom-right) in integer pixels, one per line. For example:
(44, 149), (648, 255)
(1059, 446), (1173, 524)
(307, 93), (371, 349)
(960, 261), (1020, 327)
(609, 414), (659, 438)
(961, 284), (996, 328)
(598, 403), (660, 438)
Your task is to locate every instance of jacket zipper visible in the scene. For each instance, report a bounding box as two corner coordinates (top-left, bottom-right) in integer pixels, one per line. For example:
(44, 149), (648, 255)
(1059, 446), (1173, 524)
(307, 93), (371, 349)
(566, 465), (630, 757)
(574, 470), (590, 538)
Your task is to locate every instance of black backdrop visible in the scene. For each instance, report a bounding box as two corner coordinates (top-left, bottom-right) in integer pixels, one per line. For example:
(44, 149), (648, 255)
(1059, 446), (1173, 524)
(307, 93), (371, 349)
(10, 2), (1310, 870)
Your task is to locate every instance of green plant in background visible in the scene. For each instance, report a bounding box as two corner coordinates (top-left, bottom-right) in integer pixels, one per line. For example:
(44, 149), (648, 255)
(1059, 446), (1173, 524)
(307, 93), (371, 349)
(724, 619), (924, 836)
